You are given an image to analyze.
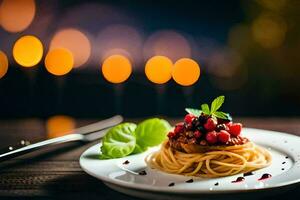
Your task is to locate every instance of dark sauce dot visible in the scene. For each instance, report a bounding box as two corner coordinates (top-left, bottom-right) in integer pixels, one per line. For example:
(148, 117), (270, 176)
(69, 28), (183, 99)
(185, 179), (194, 183)
(168, 182), (175, 187)
(243, 172), (254, 177)
(138, 170), (147, 175)
(258, 173), (272, 180)
(281, 168), (285, 170)
(282, 161), (286, 164)
(122, 160), (130, 165)
(285, 156), (289, 159)
(232, 177), (245, 183)
(214, 182), (219, 186)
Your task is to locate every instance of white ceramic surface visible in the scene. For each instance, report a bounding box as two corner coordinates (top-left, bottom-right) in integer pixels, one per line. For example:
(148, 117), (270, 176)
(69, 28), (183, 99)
(80, 128), (300, 199)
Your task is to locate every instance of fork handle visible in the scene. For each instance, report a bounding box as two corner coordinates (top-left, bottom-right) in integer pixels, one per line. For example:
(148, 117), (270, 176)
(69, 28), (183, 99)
(0, 115), (122, 162)
(0, 134), (84, 161)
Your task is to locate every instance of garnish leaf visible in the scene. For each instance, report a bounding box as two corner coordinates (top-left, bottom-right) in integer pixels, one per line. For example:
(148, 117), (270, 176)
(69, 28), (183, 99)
(100, 123), (137, 159)
(185, 95), (230, 120)
(210, 96), (225, 113)
(185, 108), (202, 116)
(214, 111), (232, 121)
(201, 104), (210, 115)
(133, 118), (171, 153)
(213, 111), (228, 119)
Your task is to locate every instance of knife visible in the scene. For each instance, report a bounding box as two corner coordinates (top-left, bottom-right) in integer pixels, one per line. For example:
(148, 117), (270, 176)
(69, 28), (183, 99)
(0, 115), (123, 162)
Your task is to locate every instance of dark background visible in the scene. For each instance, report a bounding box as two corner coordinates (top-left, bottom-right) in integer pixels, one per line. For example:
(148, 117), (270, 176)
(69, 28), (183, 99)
(0, 0), (299, 119)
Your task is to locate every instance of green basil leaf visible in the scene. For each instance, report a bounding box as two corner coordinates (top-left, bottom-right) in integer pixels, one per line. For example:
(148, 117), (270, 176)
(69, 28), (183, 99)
(201, 104), (210, 115)
(100, 123), (137, 159)
(185, 108), (202, 116)
(211, 96), (225, 113)
(134, 118), (171, 152)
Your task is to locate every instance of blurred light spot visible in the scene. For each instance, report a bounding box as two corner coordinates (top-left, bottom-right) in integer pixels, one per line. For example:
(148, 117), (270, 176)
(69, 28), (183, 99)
(102, 55), (132, 84)
(228, 24), (252, 53)
(172, 58), (200, 86)
(210, 66), (248, 91)
(0, 5), (2, 26)
(193, 37), (219, 66)
(251, 13), (287, 49)
(208, 48), (242, 78)
(13, 35), (43, 67)
(50, 28), (91, 68)
(46, 115), (76, 138)
(0, 51), (9, 79)
(45, 48), (74, 76)
(0, 0), (36, 32)
(256, 0), (286, 11)
(143, 30), (191, 62)
(96, 24), (143, 68)
(145, 56), (173, 84)
(207, 48), (247, 90)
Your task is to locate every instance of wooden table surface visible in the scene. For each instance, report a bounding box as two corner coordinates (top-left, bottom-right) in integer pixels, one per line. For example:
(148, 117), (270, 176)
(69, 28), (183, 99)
(0, 118), (300, 200)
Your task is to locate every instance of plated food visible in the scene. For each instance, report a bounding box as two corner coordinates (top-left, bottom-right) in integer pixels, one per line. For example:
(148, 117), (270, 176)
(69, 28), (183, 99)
(99, 95), (272, 179)
(146, 96), (272, 177)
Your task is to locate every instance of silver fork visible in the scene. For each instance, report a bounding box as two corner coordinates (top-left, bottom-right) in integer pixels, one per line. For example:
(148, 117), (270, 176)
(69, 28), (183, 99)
(0, 115), (123, 161)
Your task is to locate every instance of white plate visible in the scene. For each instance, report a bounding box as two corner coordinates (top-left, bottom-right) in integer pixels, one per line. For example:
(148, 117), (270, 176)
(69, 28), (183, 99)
(80, 128), (300, 199)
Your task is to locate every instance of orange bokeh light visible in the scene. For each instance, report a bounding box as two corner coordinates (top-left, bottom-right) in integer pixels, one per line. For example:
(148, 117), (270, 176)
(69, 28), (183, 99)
(13, 35), (43, 67)
(46, 115), (76, 138)
(0, 51), (9, 79)
(172, 58), (201, 86)
(145, 56), (173, 84)
(45, 48), (74, 76)
(50, 28), (91, 68)
(0, 0), (36, 32)
(101, 55), (132, 84)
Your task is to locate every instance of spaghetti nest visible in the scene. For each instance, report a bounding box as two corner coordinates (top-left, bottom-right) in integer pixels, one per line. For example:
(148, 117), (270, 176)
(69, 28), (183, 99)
(145, 140), (272, 178)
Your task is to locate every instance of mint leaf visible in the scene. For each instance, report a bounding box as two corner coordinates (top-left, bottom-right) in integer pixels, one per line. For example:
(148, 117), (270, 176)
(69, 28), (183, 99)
(185, 108), (202, 116)
(201, 104), (210, 115)
(213, 111), (232, 121)
(210, 96), (225, 113)
(213, 111), (227, 119)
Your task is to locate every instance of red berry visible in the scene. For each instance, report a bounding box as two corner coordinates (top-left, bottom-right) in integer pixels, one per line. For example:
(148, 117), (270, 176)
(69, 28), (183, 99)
(194, 130), (202, 138)
(167, 131), (175, 138)
(204, 118), (217, 131)
(174, 123), (184, 134)
(184, 114), (196, 124)
(206, 131), (218, 144)
(218, 130), (231, 143)
(228, 123), (242, 137)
